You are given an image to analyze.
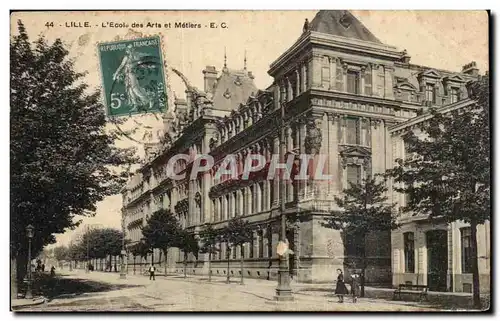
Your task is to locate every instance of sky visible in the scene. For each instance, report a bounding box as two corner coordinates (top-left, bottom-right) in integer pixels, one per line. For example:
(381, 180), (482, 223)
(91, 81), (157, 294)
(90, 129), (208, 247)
(10, 10), (489, 247)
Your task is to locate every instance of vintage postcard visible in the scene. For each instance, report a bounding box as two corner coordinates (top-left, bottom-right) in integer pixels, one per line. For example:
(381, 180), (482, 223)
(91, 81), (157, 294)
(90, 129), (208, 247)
(10, 10), (490, 312)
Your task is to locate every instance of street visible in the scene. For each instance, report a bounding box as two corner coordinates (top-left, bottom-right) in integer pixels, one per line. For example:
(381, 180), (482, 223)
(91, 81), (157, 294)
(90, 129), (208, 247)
(16, 270), (440, 312)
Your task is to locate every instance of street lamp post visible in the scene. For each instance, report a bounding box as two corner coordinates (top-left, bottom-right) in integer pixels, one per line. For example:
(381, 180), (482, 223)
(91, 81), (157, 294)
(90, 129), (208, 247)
(25, 224), (34, 300)
(274, 102), (294, 302)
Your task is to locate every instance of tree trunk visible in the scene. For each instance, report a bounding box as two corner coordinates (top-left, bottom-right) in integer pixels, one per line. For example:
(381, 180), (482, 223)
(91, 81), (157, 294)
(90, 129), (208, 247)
(361, 243), (366, 298)
(208, 251), (212, 283)
(240, 245), (244, 285)
(163, 249), (168, 277)
(470, 219), (481, 309)
(226, 249), (230, 284)
(11, 257), (18, 300)
(184, 253), (187, 278)
(133, 256), (136, 275)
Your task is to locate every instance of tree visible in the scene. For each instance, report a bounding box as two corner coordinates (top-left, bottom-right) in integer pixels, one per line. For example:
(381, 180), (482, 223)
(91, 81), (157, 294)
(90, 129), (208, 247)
(199, 224), (220, 282)
(177, 230), (199, 278)
(10, 21), (137, 289)
(129, 240), (152, 274)
(53, 245), (69, 265)
(323, 176), (398, 297)
(141, 209), (181, 277)
(222, 216), (253, 285)
(386, 78), (490, 308)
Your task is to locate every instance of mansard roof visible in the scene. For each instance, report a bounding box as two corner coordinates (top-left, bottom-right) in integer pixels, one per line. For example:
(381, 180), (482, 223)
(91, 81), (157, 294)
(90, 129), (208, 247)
(212, 67), (258, 112)
(308, 10), (382, 44)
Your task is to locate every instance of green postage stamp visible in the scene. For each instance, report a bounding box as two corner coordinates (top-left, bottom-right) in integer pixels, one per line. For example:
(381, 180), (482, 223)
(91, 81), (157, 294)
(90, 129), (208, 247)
(98, 36), (167, 117)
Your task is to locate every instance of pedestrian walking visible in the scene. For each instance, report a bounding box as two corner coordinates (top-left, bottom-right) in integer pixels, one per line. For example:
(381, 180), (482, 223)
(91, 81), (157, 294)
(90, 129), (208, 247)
(50, 266), (56, 277)
(334, 268), (349, 303)
(350, 273), (361, 303)
(149, 265), (156, 280)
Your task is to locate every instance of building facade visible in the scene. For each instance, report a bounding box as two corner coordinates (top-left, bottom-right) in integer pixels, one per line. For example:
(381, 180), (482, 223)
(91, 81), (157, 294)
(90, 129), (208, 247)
(121, 10), (489, 288)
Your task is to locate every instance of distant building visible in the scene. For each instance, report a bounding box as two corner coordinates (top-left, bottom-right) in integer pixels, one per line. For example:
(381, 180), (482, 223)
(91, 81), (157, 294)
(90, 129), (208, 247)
(121, 10), (489, 289)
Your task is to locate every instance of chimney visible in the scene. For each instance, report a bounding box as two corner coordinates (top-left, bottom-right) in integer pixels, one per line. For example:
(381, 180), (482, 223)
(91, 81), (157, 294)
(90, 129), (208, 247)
(462, 61), (479, 76)
(247, 71), (254, 79)
(203, 66), (218, 94)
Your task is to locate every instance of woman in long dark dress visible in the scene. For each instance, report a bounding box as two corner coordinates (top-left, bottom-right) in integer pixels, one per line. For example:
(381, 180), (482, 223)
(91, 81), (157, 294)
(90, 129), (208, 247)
(334, 269), (349, 303)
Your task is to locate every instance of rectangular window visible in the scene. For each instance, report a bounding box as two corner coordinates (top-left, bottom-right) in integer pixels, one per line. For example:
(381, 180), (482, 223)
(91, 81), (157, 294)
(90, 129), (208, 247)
(404, 232), (415, 273)
(346, 164), (361, 186)
(461, 227), (473, 273)
(450, 87), (460, 103)
(425, 83), (435, 103)
(232, 246), (237, 259)
(346, 71), (360, 94)
(346, 118), (361, 145)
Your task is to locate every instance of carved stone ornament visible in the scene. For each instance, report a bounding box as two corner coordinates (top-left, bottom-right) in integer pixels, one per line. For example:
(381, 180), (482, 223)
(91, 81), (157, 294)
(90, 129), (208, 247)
(304, 118), (322, 154)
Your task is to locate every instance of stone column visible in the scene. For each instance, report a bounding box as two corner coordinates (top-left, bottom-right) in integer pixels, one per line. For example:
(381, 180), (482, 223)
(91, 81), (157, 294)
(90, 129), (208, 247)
(329, 56), (336, 90)
(328, 114), (341, 197)
(295, 69), (300, 96)
(287, 77), (293, 101)
(301, 62), (307, 92)
(236, 189), (243, 216)
(370, 119), (385, 175)
(360, 66), (366, 95)
(342, 63), (348, 92)
(384, 66), (394, 99)
(221, 195), (227, 221)
(311, 53), (322, 88)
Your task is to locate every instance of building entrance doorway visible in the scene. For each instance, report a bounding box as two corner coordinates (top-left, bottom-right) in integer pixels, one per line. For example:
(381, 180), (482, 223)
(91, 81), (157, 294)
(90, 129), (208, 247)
(426, 230), (448, 292)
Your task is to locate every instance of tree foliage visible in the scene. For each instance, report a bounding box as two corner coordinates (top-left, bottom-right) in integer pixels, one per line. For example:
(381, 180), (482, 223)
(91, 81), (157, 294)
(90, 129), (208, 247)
(199, 224), (220, 255)
(129, 240), (151, 259)
(177, 229), (199, 278)
(386, 77), (490, 308)
(387, 78), (490, 224)
(10, 20), (137, 269)
(53, 245), (68, 262)
(221, 216), (253, 284)
(323, 175), (398, 296)
(66, 227), (123, 261)
(141, 209), (181, 254)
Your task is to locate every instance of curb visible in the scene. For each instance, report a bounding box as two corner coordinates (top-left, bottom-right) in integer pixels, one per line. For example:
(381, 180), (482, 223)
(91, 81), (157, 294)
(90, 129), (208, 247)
(11, 297), (46, 310)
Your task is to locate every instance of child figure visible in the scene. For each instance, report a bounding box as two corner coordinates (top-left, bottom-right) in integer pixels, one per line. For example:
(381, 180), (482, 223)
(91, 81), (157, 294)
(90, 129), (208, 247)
(351, 273), (361, 303)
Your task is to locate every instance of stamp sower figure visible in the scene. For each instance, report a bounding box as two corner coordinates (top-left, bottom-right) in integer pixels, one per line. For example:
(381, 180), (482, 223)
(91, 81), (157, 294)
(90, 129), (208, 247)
(112, 45), (154, 112)
(334, 268), (349, 303)
(149, 264), (156, 281)
(350, 273), (361, 303)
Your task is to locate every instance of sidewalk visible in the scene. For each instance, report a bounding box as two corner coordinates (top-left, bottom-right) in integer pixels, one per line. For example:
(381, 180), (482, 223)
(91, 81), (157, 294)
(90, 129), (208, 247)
(56, 269), (440, 311)
(11, 297), (46, 310)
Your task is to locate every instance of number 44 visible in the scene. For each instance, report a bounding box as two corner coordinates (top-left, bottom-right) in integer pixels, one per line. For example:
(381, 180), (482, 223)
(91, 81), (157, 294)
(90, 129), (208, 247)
(45, 22), (54, 28)
(110, 93), (125, 109)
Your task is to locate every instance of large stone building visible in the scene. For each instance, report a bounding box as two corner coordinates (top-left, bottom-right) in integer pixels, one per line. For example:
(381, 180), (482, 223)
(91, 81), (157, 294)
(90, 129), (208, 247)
(121, 10), (489, 289)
